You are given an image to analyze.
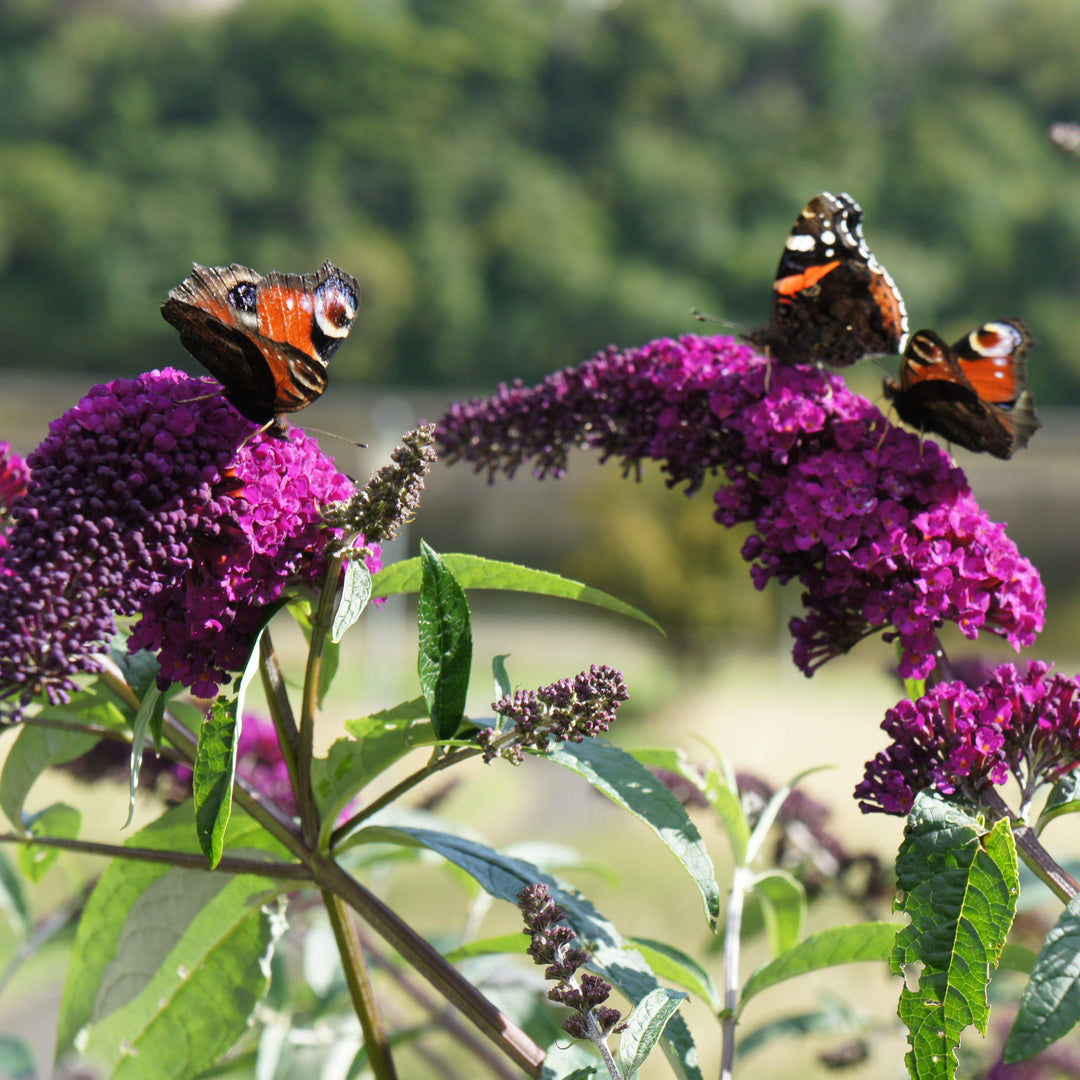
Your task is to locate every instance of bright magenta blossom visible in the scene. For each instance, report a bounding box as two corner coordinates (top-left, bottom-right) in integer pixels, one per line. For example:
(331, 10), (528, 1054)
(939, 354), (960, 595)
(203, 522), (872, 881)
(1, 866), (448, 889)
(437, 334), (1044, 678)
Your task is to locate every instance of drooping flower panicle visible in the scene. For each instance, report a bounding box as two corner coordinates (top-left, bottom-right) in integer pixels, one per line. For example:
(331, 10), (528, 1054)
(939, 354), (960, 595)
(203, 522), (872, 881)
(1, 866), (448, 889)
(437, 335), (1044, 678)
(0, 370), (378, 707)
(517, 883), (622, 1042)
(856, 662), (1080, 816)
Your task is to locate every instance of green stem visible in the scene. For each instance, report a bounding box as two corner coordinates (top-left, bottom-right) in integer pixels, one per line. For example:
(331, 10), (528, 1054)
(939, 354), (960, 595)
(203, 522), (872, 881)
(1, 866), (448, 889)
(0, 832), (312, 880)
(158, 707), (543, 1074)
(719, 865), (753, 1080)
(324, 890), (398, 1080)
(979, 787), (1079, 904)
(330, 747), (479, 849)
(258, 629), (306, 829)
(360, 932), (524, 1080)
(298, 549), (348, 848)
(312, 853), (545, 1078)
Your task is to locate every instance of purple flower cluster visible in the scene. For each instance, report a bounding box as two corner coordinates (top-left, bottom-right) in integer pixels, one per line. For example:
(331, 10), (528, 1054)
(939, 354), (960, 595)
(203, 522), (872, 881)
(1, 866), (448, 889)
(479, 664), (629, 764)
(0, 370), (377, 708)
(128, 424), (379, 696)
(855, 662), (1080, 816)
(437, 335), (1044, 677)
(517, 883), (622, 1042)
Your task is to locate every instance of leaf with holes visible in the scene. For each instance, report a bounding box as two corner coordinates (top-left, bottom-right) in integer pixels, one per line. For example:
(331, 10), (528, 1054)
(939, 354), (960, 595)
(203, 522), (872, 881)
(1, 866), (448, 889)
(892, 792), (1018, 1080)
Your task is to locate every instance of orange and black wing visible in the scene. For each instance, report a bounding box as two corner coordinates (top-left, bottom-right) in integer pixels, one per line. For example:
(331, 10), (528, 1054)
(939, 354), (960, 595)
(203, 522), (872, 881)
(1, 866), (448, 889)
(747, 192), (908, 367)
(883, 322), (1040, 459)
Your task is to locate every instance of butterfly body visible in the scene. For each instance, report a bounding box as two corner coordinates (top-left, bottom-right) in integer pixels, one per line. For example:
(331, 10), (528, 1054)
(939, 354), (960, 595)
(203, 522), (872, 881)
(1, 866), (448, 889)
(161, 260), (361, 429)
(746, 191), (908, 366)
(883, 319), (1040, 459)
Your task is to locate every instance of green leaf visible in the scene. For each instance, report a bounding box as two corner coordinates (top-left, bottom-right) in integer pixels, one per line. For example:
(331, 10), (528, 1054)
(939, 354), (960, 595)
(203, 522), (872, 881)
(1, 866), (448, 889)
(0, 849), (29, 937)
(624, 746), (750, 871)
(0, 724), (98, 831)
(703, 766), (750, 866)
(892, 793), (1018, 1080)
(358, 822), (703, 1080)
(417, 540), (472, 740)
(0, 1035), (35, 1080)
(125, 683), (164, 829)
(346, 697), (431, 728)
(18, 802), (80, 882)
(193, 627), (264, 866)
(56, 801), (291, 1058)
(492, 654), (512, 699)
(193, 698), (241, 868)
(627, 938), (721, 1011)
(541, 1040), (599, 1079)
(331, 557), (373, 644)
(110, 644), (161, 702)
(1005, 894), (1080, 1061)
(312, 714), (436, 849)
(752, 869), (806, 956)
(79, 883), (286, 1079)
(545, 740), (720, 929)
(740, 922), (898, 1009)
(1037, 766), (1080, 833)
(35, 687), (129, 732)
(373, 552), (664, 633)
(620, 987), (687, 1078)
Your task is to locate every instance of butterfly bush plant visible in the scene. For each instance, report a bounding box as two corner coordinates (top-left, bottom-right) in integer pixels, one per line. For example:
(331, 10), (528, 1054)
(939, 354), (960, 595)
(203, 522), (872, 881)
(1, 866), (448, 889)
(0, 336), (1074, 1080)
(435, 332), (1080, 1080)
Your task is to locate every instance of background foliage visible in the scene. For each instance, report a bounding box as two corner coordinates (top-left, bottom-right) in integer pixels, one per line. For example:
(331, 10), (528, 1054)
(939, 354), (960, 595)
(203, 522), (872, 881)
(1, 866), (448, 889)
(3, 0), (1080, 400)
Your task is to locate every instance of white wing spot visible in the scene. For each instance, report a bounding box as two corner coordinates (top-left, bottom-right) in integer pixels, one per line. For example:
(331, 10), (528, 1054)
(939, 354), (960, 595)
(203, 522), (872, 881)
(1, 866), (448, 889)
(785, 234), (817, 252)
(819, 229), (836, 246)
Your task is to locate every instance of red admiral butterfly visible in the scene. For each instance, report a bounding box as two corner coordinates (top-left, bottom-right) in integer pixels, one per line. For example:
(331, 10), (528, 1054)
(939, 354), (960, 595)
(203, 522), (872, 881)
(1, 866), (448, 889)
(883, 319), (1040, 459)
(162, 261), (361, 430)
(746, 191), (908, 366)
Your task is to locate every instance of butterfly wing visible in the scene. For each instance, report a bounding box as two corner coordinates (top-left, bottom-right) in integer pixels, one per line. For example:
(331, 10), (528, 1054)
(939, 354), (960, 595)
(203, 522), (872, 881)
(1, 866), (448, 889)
(252, 262), (359, 414)
(162, 261), (360, 425)
(884, 325), (1038, 459)
(748, 192), (908, 366)
(162, 264), (280, 423)
(951, 319), (1041, 455)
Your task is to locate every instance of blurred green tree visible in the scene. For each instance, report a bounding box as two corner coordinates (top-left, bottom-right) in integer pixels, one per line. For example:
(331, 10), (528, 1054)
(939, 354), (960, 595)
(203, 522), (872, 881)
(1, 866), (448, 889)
(0, 0), (1078, 401)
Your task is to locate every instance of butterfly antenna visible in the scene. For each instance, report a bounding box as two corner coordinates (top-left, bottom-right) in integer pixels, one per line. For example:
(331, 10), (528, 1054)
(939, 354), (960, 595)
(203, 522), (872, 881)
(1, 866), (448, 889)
(301, 425), (368, 450)
(867, 354), (896, 377)
(690, 308), (745, 332)
(177, 379), (227, 405)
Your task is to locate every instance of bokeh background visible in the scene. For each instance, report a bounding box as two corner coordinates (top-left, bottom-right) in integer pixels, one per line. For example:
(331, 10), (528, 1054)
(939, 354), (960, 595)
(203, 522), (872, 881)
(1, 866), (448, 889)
(2, 0), (1079, 1076)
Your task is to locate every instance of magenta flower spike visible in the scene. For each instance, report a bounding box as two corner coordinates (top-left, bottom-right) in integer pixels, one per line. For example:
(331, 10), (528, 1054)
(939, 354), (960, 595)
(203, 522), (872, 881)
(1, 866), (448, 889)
(437, 334), (1044, 679)
(0, 369), (379, 709)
